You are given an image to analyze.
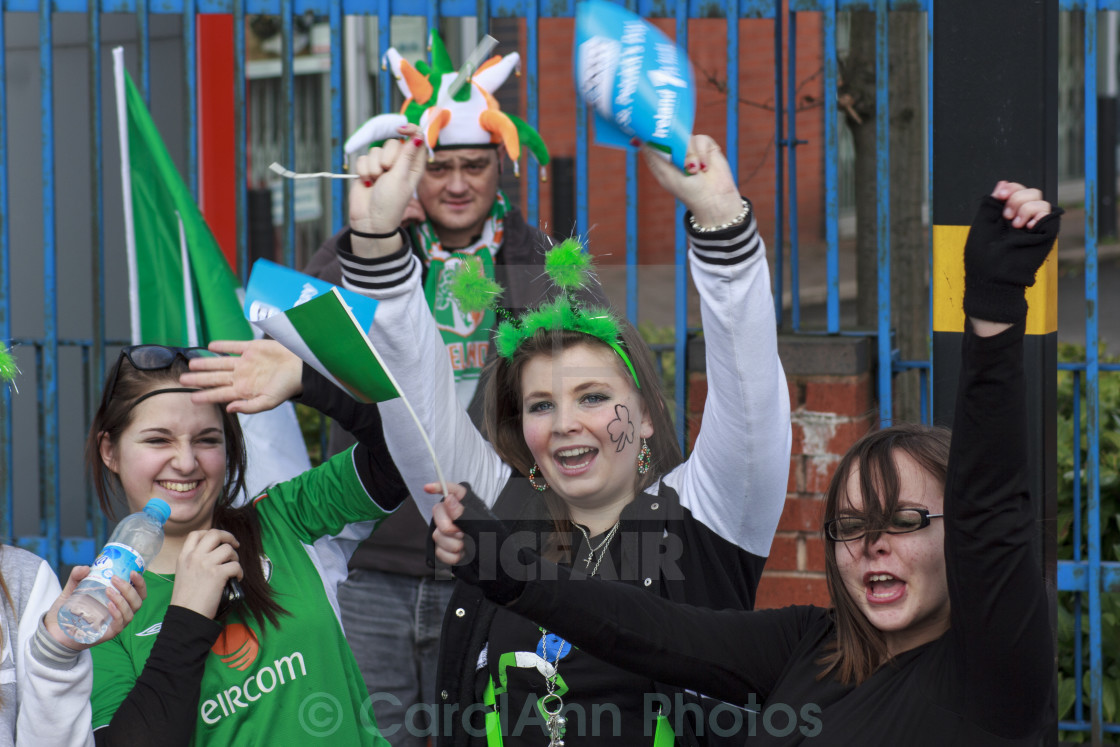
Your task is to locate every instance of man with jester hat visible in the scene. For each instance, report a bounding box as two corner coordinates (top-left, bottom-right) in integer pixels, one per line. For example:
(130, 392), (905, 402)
(302, 30), (556, 746)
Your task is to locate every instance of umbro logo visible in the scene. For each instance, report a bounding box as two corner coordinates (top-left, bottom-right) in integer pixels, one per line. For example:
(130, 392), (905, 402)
(135, 623), (162, 637)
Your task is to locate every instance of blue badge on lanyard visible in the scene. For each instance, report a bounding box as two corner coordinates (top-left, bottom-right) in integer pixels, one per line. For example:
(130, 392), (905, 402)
(538, 631), (573, 662)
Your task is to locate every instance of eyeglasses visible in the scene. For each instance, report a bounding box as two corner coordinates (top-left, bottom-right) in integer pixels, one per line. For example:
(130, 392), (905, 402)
(825, 508), (944, 542)
(102, 345), (221, 405)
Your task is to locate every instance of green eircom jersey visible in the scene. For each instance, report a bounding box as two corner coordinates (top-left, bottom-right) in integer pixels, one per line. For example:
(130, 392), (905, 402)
(91, 447), (393, 746)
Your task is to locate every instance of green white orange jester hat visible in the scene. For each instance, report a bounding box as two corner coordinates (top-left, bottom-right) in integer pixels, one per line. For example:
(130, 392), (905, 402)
(344, 31), (550, 178)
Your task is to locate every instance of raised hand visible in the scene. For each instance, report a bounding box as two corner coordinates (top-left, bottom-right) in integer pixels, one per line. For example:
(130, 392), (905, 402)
(348, 124), (428, 256)
(168, 529), (243, 620)
(44, 567), (147, 650)
(428, 482), (469, 567)
(991, 180), (1052, 229)
(963, 181), (1062, 331)
(642, 134), (743, 228)
(181, 339), (302, 415)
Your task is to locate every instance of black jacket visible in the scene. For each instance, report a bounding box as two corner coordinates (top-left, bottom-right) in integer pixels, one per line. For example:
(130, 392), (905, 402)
(432, 473), (769, 747)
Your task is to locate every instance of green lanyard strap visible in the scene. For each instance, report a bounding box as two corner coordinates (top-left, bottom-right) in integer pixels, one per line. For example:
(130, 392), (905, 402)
(480, 676), (678, 746)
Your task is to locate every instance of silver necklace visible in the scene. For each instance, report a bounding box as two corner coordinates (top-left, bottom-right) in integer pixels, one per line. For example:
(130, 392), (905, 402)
(538, 628), (567, 746)
(573, 520), (621, 575)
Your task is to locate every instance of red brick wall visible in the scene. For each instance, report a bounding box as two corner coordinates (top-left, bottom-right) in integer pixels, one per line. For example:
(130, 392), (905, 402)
(515, 13), (826, 266)
(756, 371), (876, 608)
(687, 338), (877, 610)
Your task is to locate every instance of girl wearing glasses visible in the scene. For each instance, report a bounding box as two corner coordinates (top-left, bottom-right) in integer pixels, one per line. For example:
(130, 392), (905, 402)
(85, 345), (400, 745)
(432, 181), (1060, 745)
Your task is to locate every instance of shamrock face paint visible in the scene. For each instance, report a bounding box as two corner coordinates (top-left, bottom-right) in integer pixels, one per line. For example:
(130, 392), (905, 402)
(520, 343), (653, 512)
(607, 404), (636, 453)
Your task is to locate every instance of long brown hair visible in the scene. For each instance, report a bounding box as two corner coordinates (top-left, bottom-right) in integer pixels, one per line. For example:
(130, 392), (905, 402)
(85, 353), (286, 629)
(483, 322), (682, 533)
(817, 423), (951, 685)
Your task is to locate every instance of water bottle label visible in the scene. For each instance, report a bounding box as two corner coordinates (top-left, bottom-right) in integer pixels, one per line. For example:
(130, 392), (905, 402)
(87, 542), (145, 587)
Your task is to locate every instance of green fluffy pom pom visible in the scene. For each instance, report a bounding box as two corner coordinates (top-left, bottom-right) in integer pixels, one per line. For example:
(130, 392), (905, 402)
(0, 345), (19, 392)
(495, 320), (524, 359)
(544, 239), (592, 291)
(448, 257), (504, 313)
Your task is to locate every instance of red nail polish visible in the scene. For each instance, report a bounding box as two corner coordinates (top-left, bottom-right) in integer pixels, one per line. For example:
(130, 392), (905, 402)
(685, 162), (696, 171)
(699, 162), (708, 172)
(363, 178), (373, 188)
(630, 137), (641, 147)
(413, 137), (424, 147)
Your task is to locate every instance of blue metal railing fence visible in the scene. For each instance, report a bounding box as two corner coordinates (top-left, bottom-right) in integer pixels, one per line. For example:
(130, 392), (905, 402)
(0, 0), (1113, 740)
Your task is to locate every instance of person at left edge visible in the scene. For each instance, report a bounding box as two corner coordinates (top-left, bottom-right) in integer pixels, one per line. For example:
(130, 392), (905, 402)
(86, 344), (402, 746)
(0, 546), (145, 746)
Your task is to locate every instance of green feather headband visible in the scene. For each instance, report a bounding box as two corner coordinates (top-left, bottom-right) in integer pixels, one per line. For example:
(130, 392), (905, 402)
(449, 239), (640, 389)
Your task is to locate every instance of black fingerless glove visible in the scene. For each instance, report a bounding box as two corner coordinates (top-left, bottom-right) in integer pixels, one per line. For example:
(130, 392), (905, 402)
(446, 486), (536, 605)
(963, 195), (1063, 323)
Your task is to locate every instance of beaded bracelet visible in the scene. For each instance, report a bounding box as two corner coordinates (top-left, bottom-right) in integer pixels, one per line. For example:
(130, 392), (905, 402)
(350, 226), (402, 240)
(688, 198), (751, 234)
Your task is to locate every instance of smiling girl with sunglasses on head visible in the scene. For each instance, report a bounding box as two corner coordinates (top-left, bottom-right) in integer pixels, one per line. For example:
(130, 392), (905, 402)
(434, 181), (1061, 746)
(85, 345), (404, 746)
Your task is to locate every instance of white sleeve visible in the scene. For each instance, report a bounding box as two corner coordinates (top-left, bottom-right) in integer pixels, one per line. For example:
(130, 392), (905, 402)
(339, 248), (512, 518)
(16, 561), (94, 747)
(661, 208), (792, 557)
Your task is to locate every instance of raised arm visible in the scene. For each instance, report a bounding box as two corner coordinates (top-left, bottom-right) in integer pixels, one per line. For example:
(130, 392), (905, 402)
(643, 139), (791, 561)
(316, 128), (512, 512)
(946, 181), (1060, 733)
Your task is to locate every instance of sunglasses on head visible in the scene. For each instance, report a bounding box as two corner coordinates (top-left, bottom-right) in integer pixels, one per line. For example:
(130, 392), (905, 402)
(102, 344), (222, 406)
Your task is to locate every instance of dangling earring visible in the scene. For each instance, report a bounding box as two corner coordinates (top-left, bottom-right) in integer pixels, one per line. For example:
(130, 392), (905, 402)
(528, 463), (549, 492)
(637, 438), (652, 475)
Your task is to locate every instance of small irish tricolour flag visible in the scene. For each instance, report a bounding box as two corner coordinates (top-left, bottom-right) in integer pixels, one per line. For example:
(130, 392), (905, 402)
(245, 259), (447, 494)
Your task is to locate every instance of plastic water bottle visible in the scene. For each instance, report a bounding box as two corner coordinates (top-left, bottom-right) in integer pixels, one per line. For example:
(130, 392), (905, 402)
(57, 498), (171, 645)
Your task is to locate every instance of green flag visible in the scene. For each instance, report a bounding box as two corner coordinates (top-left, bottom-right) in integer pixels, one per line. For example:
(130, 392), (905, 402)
(113, 47), (251, 346)
(113, 48), (310, 502)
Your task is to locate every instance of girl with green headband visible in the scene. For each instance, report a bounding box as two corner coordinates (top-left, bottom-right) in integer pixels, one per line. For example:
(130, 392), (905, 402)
(337, 126), (790, 746)
(187, 125), (790, 745)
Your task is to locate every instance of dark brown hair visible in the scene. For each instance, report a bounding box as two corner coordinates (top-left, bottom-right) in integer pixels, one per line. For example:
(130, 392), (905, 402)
(817, 422), (951, 685)
(85, 354), (286, 629)
(483, 322), (682, 537)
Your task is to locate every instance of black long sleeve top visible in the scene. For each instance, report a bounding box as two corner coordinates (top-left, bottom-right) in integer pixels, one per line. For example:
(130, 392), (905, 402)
(503, 321), (1053, 746)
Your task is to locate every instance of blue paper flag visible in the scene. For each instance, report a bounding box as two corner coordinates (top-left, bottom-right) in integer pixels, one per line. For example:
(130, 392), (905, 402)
(243, 259), (380, 332)
(575, 0), (696, 169)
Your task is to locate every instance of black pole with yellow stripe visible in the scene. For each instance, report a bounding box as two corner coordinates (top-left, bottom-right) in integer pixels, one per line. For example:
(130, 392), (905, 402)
(932, 2), (1058, 723)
